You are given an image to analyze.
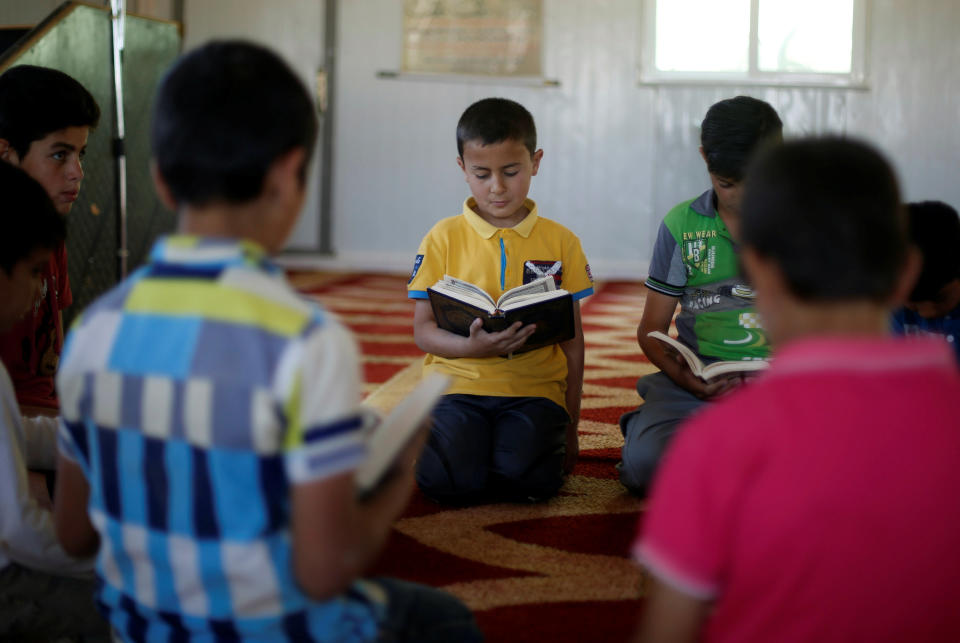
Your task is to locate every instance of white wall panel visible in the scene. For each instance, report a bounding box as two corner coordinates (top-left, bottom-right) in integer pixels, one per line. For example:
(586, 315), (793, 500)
(331, 0), (651, 276)
(181, 0), (325, 251)
(320, 0), (960, 280)
(850, 0), (960, 205)
(9, 2), (958, 278)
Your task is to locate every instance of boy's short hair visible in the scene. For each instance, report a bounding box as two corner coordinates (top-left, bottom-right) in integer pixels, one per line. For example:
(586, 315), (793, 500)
(701, 96), (782, 181)
(151, 40), (318, 207)
(456, 97), (537, 158)
(0, 65), (100, 158)
(0, 161), (65, 273)
(904, 201), (960, 301)
(740, 137), (906, 303)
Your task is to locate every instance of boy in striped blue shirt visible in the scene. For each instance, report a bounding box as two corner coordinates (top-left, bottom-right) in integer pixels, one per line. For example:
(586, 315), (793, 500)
(52, 41), (480, 642)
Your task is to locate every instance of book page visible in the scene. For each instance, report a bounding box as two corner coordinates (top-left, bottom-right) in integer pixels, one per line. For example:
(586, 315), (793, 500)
(700, 359), (769, 380)
(433, 277), (497, 312)
(499, 288), (570, 312)
(355, 374), (451, 497)
(647, 330), (705, 377)
(439, 276), (497, 307)
(497, 276), (556, 308)
(648, 331), (770, 381)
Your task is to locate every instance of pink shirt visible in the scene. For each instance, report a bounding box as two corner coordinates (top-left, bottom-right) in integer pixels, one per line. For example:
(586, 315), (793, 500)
(635, 336), (960, 643)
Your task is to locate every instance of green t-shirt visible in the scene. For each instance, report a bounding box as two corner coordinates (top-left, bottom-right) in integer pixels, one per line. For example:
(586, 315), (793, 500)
(644, 190), (769, 361)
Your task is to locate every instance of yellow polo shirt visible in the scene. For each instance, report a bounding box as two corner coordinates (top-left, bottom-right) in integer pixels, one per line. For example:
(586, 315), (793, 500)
(408, 198), (594, 410)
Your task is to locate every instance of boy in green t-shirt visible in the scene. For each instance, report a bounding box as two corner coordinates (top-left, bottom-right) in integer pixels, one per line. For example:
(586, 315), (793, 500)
(619, 96), (782, 496)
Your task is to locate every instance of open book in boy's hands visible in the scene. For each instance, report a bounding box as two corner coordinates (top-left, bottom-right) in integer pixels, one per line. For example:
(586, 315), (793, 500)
(355, 374), (450, 499)
(427, 275), (575, 355)
(647, 330), (769, 381)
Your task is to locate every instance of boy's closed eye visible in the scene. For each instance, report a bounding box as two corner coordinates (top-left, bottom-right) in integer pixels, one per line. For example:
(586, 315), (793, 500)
(473, 170), (518, 179)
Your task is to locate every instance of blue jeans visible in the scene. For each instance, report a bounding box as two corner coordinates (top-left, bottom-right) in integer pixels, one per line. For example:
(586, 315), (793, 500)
(618, 372), (706, 496)
(416, 394), (569, 504)
(374, 578), (482, 642)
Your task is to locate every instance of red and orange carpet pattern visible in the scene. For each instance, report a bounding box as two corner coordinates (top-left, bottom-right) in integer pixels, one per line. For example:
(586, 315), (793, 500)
(291, 273), (657, 642)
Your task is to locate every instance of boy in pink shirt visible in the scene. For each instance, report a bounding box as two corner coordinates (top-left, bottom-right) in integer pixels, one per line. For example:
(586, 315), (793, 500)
(633, 138), (960, 642)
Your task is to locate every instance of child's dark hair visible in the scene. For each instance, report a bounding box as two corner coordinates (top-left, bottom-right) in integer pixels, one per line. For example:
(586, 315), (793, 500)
(740, 137), (905, 302)
(905, 201), (960, 301)
(456, 98), (537, 158)
(0, 65), (100, 158)
(151, 40), (318, 207)
(0, 162), (65, 274)
(701, 96), (782, 181)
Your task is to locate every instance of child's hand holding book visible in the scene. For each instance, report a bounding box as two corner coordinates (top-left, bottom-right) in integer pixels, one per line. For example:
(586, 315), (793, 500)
(463, 317), (537, 358)
(427, 276), (575, 357)
(665, 350), (741, 400)
(649, 331), (768, 400)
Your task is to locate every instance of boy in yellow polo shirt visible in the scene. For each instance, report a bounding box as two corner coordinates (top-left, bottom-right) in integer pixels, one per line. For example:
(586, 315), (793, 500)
(408, 97), (593, 504)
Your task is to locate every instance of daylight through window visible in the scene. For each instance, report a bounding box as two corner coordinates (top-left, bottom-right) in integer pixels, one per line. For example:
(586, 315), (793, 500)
(643, 0), (865, 86)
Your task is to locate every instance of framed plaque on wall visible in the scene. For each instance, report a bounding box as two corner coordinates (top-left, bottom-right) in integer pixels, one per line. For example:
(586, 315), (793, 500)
(402, 0), (543, 77)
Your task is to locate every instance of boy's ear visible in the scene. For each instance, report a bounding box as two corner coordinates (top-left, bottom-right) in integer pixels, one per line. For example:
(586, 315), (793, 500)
(263, 146), (308, 206)
(150, 160), (178, 210)
(699, 146), (707, 163)
(0, 138), (20, 165)
(269, 146), (307, 186)
(531, 148), (543, 176)
(888, 245), (923, 307)
(456, 155), (467, 179)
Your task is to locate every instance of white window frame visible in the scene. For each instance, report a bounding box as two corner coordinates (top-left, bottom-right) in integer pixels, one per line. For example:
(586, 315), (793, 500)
(638, 0), (869, 88)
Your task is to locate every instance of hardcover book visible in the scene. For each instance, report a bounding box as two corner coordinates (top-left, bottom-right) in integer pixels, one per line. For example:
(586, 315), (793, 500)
(427, 275), (575, 355)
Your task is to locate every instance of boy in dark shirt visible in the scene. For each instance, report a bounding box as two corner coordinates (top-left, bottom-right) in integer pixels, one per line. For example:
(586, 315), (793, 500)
(0, 65), (100, 413)
(891, 200), (960, 362)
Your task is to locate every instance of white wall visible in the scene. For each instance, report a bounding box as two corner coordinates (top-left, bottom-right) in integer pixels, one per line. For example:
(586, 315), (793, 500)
(12, 2), (956, 279)
(180, 0), (326, 250)
(304, 0), (960, 280)
(322, 0), (652, 277)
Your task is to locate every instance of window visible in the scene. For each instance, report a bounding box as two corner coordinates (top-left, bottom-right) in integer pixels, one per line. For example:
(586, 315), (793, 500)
(640, 0), (867, 87)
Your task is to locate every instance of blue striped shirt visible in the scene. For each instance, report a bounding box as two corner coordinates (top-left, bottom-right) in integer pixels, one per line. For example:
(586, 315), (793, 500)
(57, 236), (382, 641)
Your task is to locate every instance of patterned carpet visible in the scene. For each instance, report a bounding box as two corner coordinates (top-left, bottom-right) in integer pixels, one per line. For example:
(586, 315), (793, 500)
(291, 272), (657, 642)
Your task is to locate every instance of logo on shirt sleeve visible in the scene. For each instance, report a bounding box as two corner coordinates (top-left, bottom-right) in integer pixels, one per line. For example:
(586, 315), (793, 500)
(524, 260), (562, 286)
(408, 254), (424, 285)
